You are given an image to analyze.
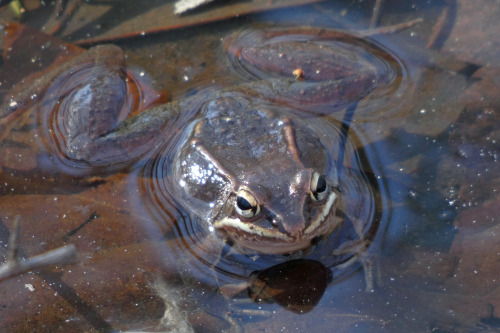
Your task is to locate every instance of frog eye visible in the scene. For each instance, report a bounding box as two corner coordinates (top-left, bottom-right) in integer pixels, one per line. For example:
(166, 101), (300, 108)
(310, 172), (328, 201)
(235, 189), (260, 218)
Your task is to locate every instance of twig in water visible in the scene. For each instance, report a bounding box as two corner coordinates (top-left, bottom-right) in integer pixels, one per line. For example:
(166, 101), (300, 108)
(0, 217), (77, 282)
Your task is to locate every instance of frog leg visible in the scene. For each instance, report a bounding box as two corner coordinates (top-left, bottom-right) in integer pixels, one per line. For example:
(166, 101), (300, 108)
(329, 212), (382, 292)
(78, 101), (185, 165)
(358, 249), (382, 292)
(39, 45), (127, 163)
(236, 75), (377, 113)
(40, 45), (187, 166)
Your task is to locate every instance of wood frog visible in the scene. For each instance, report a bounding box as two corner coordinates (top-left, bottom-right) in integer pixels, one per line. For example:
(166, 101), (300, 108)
(5, 27), (397, 261)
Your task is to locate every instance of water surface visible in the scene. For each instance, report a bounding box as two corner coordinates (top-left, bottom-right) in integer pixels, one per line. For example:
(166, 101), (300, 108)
(0, 1), (498, 332)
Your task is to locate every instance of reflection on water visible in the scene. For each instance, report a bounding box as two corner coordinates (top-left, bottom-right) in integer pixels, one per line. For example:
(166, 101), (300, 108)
(0, 1), (499, 332)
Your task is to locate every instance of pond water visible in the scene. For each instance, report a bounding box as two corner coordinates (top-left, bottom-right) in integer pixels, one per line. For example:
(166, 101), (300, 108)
(0, 0), (499, 332)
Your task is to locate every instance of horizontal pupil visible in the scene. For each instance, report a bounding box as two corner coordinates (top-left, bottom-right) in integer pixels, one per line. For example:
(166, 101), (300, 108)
(237, 196), (253, 210)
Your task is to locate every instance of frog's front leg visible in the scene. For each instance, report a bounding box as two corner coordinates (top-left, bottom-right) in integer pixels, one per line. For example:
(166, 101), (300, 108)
(330, 215), (382, 292)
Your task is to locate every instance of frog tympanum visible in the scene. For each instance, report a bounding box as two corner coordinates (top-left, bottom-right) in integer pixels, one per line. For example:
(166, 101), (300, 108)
(7, 27), (398, 270)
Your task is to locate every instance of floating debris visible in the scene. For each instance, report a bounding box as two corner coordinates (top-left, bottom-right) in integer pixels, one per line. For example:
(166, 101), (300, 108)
(174, 0), (214, 14)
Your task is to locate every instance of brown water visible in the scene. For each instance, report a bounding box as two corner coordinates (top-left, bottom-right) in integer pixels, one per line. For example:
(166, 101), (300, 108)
(0, 1), (499, 332)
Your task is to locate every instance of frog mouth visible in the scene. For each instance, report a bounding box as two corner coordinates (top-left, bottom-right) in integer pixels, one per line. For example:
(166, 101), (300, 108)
(213, 191), (339, 254)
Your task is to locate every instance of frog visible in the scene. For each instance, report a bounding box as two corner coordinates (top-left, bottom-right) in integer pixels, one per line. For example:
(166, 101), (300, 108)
(5, 27), (395, 258)
(169, 95), (342, 255)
